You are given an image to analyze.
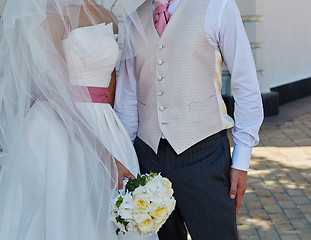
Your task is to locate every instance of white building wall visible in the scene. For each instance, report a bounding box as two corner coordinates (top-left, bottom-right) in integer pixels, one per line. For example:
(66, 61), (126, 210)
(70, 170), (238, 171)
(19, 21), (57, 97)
(237, 0), (311, 93)
(261, 0), (311, 92)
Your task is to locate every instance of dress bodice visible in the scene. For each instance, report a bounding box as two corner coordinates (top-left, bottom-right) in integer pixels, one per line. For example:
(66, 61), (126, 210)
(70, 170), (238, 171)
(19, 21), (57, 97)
(62, 22), (119, 88)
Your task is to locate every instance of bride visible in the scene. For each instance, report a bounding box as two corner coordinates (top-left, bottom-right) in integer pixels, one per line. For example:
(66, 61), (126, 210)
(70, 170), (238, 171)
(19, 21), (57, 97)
(0, 0), (157, 239)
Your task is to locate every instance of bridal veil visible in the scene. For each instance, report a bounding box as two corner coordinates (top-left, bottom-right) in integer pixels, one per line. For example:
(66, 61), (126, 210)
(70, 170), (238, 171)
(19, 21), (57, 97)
(0, 0), (147, 239)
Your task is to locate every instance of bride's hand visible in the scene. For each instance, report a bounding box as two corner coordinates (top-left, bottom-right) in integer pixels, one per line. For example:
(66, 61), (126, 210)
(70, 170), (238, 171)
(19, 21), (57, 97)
(114, 159), (135, 190)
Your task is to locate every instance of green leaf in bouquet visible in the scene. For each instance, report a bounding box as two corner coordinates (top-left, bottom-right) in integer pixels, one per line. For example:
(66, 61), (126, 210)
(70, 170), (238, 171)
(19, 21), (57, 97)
(125, 176), (142, 193)
(149, 172), (158, 178)
(116, 215), (130, 234)
(116, 215), (129, 225)
(125, 178), (137, 193)
(137, 174), (147, 186)
(116, 227), (126, 235)
(116, 215), (122, 223)
(125, 172), (159, 193)
(116, 196), (123, 208)
(124, 221), (129, 231)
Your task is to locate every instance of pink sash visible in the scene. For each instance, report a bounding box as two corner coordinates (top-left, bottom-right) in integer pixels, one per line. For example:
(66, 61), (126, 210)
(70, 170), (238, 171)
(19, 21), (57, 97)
(36, 85), (109, 104)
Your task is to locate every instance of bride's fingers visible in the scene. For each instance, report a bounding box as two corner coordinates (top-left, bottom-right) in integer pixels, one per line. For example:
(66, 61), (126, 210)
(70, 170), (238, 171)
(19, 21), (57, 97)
(114, 158), (136, 189)
(118, 176), (124, 190)
(124, 170), (135, 180)
(118, 171), (135, 190)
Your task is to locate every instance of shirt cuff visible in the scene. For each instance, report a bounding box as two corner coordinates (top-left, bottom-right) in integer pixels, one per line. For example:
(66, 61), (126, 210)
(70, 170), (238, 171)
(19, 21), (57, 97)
(231, 145), (253, 172)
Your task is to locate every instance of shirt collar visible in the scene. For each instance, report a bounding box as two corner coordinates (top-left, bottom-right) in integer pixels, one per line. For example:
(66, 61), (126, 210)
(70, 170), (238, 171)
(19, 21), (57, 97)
(153, 0), (180, 15)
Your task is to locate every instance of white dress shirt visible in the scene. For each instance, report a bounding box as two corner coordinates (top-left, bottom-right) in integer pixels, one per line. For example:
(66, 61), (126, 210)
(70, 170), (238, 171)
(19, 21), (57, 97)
(114, 0), (264, 172)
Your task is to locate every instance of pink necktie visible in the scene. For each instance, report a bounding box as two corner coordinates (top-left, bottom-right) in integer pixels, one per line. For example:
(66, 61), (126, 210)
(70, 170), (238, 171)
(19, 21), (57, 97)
(154, 0), (171, 37)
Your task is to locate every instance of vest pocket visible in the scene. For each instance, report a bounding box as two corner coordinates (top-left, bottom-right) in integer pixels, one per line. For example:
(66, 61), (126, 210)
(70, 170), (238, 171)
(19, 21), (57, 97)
(188, 94), (215, 112)
(138, 100), (146, 106)
(188, 94), (219, 124)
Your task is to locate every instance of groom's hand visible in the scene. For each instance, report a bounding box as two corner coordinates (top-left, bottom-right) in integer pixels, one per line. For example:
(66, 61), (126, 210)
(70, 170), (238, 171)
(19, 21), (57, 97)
(230, 168), (248, 213)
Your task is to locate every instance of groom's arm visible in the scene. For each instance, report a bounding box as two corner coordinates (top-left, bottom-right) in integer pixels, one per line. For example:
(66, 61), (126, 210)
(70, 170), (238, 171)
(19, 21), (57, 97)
(207, 0), (263, 212)
(219, 0), (263, 172)
(114, 36), (139, 142)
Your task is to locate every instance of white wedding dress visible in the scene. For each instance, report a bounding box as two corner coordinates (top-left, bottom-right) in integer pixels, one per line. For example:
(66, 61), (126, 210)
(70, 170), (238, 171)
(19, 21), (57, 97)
(0, 22), (158, 240)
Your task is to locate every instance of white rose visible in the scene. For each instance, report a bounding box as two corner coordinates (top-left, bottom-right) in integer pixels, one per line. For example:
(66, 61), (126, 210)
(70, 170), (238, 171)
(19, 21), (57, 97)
(121, 193), (134, 209)
(145, 178), (165, 194)
(117, 193), (134, 220)
(132, 212), (151, 223)
(152, 174), (163, 181)
(166, 197), (176, 214)
(150, 194), (171, 206)
(119, 207), (133, 220)
(125, 221), (137, 232)
(133, 186), (147, 196)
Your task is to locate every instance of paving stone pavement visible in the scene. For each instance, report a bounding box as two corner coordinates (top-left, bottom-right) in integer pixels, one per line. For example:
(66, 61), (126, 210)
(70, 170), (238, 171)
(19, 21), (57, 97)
(234, 108), (311, 239)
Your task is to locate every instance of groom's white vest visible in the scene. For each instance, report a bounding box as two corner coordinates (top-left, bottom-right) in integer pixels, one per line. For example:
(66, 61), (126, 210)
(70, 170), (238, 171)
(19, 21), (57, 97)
(133, 0), (234, 154)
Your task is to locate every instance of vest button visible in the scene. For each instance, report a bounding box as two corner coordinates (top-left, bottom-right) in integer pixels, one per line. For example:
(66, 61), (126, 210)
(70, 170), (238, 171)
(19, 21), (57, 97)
(156, 75), (163, 81)
(157, 44), (164, 50)
(159, 106), (165, 111)
(157, 60), (163, 65)
(157, 91), (163, 96)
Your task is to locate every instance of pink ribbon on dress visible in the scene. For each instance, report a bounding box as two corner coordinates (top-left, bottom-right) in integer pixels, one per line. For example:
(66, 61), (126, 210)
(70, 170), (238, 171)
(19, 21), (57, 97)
(72, 85), (109, 103)
(36, 85), (109, 104)
(154, 0), (171, 37)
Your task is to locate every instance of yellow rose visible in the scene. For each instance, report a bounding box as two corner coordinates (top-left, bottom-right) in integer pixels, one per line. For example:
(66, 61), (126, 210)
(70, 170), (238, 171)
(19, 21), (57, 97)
(150, 206), (168, 219)
(138, 217), (154, 233)
(133, 196), (150, 212)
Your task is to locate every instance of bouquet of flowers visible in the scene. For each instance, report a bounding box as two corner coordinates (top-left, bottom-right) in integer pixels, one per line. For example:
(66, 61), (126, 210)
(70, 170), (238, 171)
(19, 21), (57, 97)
(111, 172), (176, 236)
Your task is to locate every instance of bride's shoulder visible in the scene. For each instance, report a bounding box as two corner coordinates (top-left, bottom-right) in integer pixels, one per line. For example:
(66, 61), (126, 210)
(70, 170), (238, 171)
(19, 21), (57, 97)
(98, 8), (118, 34)
(85, 4), (118, 34)
(45, 13), (66, 41)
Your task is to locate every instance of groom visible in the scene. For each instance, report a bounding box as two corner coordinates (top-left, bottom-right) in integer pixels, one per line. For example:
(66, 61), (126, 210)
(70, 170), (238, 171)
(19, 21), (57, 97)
(115, 0), (263, 239)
